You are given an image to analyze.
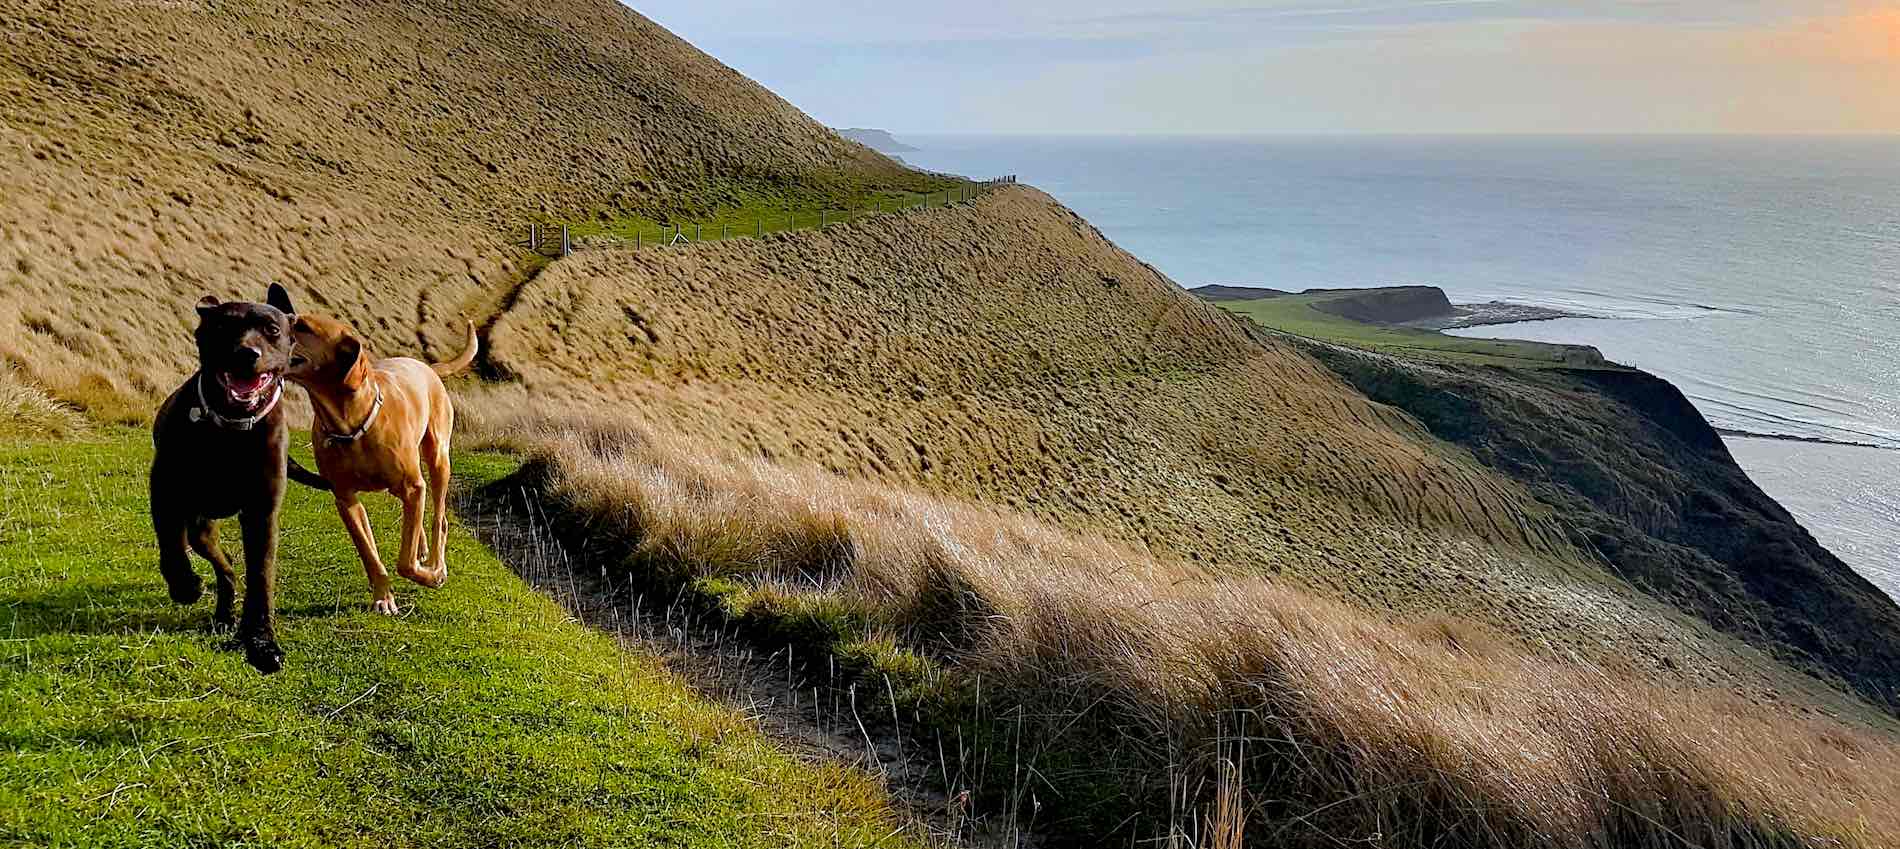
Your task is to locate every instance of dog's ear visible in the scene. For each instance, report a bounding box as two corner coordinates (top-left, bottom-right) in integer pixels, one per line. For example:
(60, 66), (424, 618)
(336, 334), (364, 387)
(265, 283), (294, 315)
(196, 296), (221, 317)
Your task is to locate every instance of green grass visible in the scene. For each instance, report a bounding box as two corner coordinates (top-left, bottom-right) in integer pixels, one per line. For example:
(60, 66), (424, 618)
(0, 430), (923, 848)
(1218, 293), (1614, 369)
(562, 181), (982, 247)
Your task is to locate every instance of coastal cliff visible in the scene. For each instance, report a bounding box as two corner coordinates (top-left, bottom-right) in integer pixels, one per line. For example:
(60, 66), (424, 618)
(1301, 341), (1900, 711)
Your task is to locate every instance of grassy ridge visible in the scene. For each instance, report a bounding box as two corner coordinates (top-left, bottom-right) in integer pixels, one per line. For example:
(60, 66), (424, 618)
(563, 181), (976, 247)
(0, 431), (921, 848)
(558, 179), (980, 246)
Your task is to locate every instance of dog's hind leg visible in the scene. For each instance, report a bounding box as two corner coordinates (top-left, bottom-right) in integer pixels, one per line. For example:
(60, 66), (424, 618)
(336, 492), (399, 615)
(394, 480), (445, 590)
(423, 430), (452, 584)
(187, 519), (237, 631)
(152, 505), (203, 605)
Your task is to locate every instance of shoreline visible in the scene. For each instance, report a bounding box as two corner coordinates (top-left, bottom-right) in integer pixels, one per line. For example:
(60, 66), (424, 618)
(1410, 301), (1597, 330)
(1717, 428), (1895, 452)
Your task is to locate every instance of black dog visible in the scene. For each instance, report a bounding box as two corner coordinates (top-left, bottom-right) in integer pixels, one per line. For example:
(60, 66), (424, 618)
(150, 283), (325, 673)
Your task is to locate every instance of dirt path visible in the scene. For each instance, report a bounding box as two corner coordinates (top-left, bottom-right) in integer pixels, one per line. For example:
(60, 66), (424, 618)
(452, 480), (1040, 849)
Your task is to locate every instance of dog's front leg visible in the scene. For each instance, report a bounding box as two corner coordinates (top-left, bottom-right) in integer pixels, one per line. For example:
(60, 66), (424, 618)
(235, 507), (284, 674)
(336, 492), (398, 615)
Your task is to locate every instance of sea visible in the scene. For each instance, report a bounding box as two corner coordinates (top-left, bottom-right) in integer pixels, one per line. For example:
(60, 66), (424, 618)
(903, 135), (1899, 599)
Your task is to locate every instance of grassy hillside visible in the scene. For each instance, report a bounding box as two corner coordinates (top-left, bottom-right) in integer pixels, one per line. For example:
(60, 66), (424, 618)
(469, 188), (1847, 697)
(0, 431), (924, 848)
(0, 0), (943, 421)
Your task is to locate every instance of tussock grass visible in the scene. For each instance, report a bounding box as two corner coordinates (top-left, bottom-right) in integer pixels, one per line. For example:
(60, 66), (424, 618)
(0, 367), (86, 437)
(481, 414), (1900, 848)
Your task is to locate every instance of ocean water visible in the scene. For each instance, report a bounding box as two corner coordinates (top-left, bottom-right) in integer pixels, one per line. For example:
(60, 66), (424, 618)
(904, 135), (1899, 598)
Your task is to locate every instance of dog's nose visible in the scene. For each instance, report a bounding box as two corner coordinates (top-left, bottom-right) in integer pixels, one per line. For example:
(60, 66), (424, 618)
(235, 347), (262, 367)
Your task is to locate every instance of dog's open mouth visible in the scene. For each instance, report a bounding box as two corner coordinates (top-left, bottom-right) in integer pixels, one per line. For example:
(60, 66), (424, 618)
(218, 370), (280, 409)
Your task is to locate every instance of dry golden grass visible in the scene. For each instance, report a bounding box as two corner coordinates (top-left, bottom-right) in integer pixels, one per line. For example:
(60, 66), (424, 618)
(0, 0), (924, 416)
(471, 412), (1900, 848)
(0, 367), (85, 437)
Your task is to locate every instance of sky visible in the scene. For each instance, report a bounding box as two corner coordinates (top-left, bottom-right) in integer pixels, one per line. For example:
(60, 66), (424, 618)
(639, 1), (1900, 135)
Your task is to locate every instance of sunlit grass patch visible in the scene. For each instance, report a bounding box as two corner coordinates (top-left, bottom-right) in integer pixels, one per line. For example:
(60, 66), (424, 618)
(562, 180), (980, 247)
(0, 431), (924, 848)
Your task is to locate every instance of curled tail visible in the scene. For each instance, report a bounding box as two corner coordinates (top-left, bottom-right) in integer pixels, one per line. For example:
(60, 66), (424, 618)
(432, 321), (479, 377)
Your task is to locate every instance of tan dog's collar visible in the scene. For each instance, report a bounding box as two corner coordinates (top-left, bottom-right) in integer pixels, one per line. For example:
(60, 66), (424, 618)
(322, 385), (383, 446)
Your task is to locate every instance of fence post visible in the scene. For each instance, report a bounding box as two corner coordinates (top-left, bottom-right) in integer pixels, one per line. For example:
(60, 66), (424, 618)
(756, 219), (763, 238)
(560, 225), (571, 256)
(695, 223), (701, 242)
(721, 224), (728, 241)
(635, 231), (641, 250)
(820, 210), (826, 228)
(529, 222), (538, 252)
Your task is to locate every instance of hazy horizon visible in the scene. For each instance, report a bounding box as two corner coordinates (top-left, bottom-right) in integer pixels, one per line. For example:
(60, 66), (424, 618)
(880, 130), (1900, 138)
(643, 2), (1900, 137)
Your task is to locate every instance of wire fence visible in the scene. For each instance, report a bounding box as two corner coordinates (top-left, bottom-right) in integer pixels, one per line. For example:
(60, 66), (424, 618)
(522, 175), (1019, 257)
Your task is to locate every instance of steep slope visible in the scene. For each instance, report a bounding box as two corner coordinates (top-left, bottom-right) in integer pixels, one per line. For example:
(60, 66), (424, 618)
(473, 187), (1850, 700)
(0, 0), (925, 419)
(1307, 344), (1900, 710)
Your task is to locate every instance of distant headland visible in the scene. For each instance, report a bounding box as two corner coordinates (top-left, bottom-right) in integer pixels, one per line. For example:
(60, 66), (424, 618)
(836, 127), (919, 154)
(1192, 283), (1589, 329)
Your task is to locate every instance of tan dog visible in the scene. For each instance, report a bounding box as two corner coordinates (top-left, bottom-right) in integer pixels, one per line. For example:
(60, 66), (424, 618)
(286, 315), (477, 614)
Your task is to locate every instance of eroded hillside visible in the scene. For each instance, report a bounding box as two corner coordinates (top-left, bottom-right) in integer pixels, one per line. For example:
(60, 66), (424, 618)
(0, 0), (926, 419)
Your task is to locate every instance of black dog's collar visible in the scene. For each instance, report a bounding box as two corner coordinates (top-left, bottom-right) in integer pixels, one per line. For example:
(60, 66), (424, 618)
(322, 386), (383, 446)
(190, 373), (282, 431)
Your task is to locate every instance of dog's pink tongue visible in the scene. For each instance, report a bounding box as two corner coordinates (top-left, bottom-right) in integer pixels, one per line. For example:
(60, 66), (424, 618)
(227, 373), (269, 395)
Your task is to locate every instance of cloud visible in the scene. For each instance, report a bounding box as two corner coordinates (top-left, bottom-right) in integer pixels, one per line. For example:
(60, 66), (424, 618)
(636, 1), (1900, 134)
(1740, 7), (1900, 65)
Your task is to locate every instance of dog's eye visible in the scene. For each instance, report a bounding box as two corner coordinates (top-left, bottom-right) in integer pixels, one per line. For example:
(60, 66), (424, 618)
(264, 325), (281, 339)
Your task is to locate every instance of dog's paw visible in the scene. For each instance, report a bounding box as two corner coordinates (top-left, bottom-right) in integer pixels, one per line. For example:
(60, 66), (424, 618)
(166, 576), (204, 605)
(399, 562), (446, 589)
(370, 596), (401, 616)
(241, 637), (284, 675)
